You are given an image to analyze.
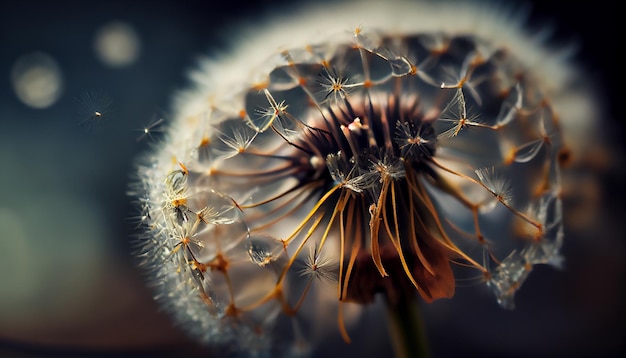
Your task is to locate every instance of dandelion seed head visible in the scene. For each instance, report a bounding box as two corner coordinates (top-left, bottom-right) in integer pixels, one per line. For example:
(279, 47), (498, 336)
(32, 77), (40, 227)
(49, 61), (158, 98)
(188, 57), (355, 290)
(129, 0), (596, 355)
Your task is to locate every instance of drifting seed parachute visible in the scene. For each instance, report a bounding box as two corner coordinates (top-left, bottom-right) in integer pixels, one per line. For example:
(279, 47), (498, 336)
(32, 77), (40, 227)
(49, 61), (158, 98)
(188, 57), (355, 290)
(129, 1), (595, 356)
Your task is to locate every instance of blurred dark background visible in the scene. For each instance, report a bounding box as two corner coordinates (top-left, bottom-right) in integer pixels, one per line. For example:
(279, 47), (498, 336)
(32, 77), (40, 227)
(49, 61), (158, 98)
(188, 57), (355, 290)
(0, 0), (622, 357)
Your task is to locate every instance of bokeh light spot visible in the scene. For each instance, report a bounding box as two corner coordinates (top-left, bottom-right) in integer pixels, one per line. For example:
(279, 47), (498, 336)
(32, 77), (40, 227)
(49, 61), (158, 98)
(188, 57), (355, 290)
(11, 52), (64, 109)
(94, 21), (141, 67)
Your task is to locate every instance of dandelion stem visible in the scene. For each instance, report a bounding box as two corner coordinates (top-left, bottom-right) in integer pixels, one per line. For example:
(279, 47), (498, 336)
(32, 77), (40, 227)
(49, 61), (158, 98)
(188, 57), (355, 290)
(385, 294), (430, 358)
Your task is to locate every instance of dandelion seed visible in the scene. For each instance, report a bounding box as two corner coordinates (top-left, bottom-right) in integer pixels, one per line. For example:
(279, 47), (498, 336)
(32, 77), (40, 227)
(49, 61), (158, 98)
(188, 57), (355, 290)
(439, 51), (488, 105)
(136, 115), (165, 142)
(213, 119), (259, 159)
(299, 244), (338, 285)
(250, 89), (289, 132)
(436, 88), (481, 139)
(394, 120), (435, 158)
(318, 66), (354, 104)
(487, 250), (530, 309)
(246, 234), (284, 267)
(495, 83), (523, 127)
(475, 166), (512, 204)
(75, 90), (113, 132)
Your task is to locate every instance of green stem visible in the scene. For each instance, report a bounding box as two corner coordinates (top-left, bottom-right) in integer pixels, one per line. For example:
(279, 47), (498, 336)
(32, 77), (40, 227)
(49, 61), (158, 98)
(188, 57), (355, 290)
(384, 294), (430, 358)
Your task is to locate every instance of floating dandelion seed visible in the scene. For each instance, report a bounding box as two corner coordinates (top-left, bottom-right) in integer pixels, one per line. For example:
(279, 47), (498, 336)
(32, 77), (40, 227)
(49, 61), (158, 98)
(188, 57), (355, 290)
(129, 1), (596, 356)
(136, 115), (165, 142)
(75, 90), (113, 132)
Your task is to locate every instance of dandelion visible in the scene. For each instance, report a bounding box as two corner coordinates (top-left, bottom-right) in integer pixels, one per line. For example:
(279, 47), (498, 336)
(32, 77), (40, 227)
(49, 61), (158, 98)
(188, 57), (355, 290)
(129, 1), (595, 357)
